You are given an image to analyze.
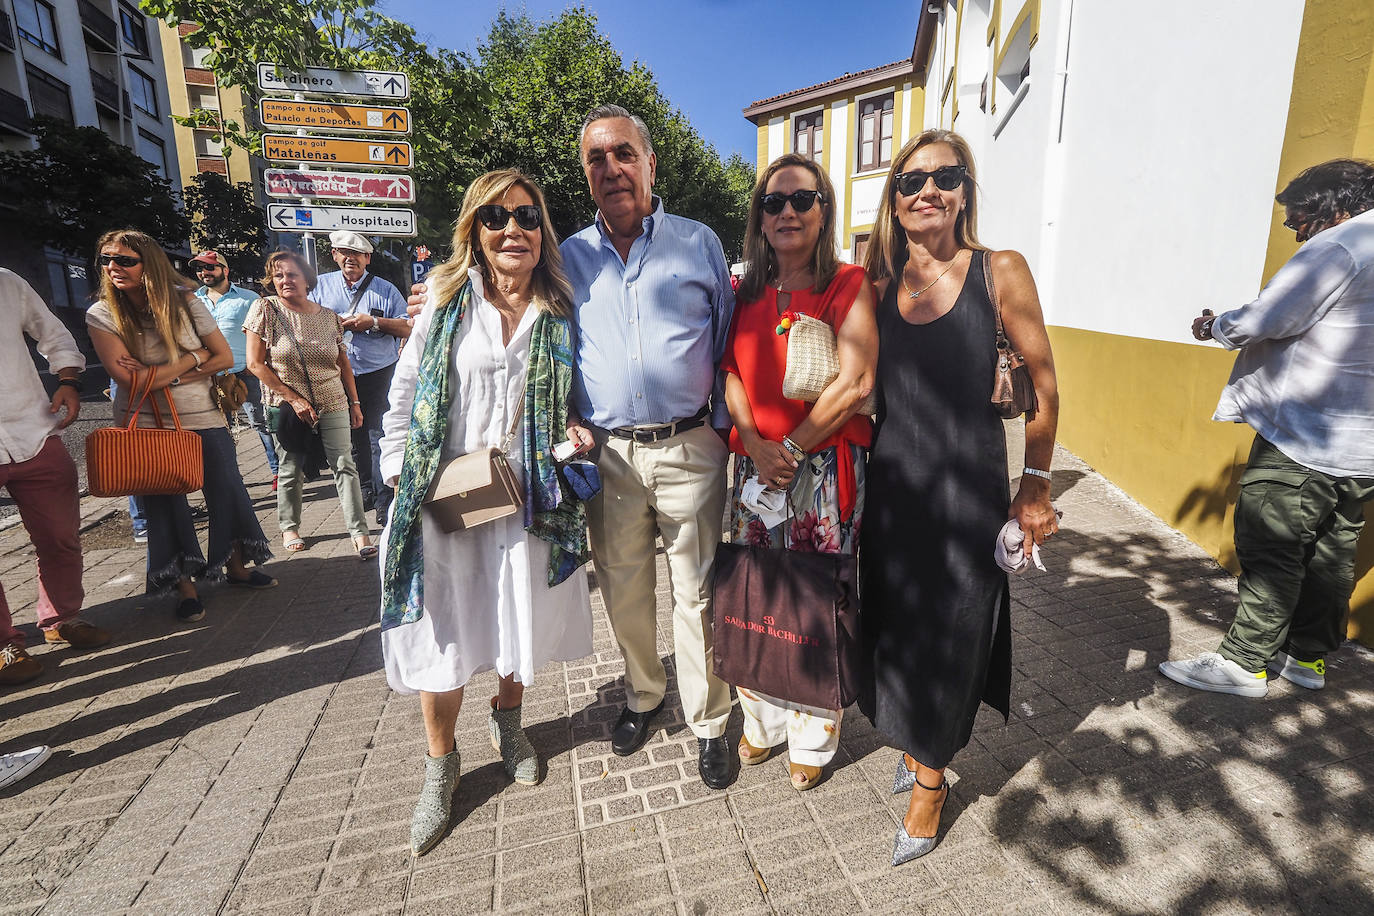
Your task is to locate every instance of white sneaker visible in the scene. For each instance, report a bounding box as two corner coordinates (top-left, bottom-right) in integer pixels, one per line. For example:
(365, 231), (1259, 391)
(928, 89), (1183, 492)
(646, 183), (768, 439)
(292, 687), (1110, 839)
(1159, 652), (1268, 697)
(0, 746), (52, 791)
(1268, 651), (1325, 690)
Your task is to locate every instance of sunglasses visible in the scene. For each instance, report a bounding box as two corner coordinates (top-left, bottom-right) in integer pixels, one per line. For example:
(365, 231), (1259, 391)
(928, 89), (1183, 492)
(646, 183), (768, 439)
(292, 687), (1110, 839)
(194, 264), (221, 272)
(760, 190), (824, 215)
(98, 254), (142, 268)
(477, 204), (542, 231)
(894, 164), (967, 195)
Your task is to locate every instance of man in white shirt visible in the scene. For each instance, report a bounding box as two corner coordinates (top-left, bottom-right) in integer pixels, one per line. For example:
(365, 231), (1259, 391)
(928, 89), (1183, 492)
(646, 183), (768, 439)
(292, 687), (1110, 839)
(0, 269), (112, 686)
(1160, 159), (1374, 697)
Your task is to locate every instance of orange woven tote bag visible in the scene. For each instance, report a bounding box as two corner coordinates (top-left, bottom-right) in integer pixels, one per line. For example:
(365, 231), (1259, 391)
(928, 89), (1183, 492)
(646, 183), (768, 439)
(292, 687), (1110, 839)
(86, 370), (203, 497)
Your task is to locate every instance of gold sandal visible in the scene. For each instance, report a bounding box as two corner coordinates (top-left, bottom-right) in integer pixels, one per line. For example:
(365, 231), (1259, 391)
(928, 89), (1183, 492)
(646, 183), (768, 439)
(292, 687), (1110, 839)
(738, 737), (774, 766)
(789, 762), (822, 790)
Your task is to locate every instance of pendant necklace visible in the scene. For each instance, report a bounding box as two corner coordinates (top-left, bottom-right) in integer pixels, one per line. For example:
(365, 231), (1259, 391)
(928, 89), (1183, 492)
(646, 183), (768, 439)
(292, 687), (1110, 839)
(902, 251), (964, 300)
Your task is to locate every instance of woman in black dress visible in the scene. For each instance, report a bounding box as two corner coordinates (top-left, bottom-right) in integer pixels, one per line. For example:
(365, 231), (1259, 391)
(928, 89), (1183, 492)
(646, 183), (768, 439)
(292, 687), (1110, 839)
(859, 129), (1060, 865)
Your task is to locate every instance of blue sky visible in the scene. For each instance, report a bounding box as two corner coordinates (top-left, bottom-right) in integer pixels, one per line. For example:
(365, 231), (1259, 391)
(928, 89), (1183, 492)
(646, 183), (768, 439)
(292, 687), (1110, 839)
(382, 0), (922, 162)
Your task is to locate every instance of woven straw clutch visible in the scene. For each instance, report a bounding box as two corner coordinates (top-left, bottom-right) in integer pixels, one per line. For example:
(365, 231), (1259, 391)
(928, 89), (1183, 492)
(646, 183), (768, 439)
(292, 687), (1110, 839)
(781, 313), (877, 416)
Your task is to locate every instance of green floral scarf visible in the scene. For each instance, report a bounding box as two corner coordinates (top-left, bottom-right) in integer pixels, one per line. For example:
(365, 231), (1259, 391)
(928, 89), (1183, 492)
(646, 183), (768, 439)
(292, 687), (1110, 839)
(381, 279), (588, 631)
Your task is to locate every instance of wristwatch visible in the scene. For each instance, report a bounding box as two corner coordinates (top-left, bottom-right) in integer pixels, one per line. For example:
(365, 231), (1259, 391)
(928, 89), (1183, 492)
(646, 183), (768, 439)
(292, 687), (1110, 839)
(170, 376), (181, 387)
(781, 435), (807, 462)
(371, 314), (380, 332)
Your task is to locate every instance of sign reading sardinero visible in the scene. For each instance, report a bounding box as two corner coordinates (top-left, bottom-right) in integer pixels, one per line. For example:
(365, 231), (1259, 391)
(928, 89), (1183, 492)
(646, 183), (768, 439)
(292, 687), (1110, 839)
(264, 169), (415, 203)
(268, 204), (416, 237)
(259, 99), (410, 135)
(262, 134), (412, 169)
(256, 62), (409, 100)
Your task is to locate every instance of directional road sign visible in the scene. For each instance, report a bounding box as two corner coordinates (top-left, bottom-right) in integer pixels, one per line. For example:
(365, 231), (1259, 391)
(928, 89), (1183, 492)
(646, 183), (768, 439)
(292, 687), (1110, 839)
(262, 134), (411, 169)
(263, 169), (415, 203)
(259, 99), (410, 135)
(257, 63), (409, 100)
(268, 204), (416, 238)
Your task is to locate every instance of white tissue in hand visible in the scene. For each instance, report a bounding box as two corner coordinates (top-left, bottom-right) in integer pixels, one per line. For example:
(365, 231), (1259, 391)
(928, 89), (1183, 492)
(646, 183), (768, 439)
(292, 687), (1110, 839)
(741, 476), (789, 528)
(995, 519), (1046, 574)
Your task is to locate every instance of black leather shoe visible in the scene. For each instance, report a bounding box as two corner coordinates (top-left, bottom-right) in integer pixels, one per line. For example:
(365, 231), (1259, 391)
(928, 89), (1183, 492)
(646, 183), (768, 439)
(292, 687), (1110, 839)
(697, 736), (732, 789)
(610, 700), (663, 756)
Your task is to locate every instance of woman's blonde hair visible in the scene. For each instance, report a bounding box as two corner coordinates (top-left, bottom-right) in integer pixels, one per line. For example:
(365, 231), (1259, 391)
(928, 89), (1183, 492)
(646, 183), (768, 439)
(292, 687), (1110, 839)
(427, 169), (572, 317)
(95, 229), (194, 362)
(261, 250), (318, 294)
(864, 129), (988, 286)
(737, 153), (841, 304)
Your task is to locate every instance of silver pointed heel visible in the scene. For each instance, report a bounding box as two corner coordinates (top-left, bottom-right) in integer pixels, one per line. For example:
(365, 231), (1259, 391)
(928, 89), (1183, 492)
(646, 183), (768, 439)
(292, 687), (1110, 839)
(410, 749), (460, 857)
(892, 755), (918, 795)
(891, 774), (948, 867)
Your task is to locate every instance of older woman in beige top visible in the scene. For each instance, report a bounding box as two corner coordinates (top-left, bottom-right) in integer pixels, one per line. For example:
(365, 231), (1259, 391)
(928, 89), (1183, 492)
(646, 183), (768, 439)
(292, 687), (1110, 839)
(244, 250), (373, 558)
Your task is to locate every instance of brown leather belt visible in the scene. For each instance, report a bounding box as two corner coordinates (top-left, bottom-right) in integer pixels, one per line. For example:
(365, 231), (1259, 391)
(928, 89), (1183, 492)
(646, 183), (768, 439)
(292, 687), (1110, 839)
(608, 405), (709, 443)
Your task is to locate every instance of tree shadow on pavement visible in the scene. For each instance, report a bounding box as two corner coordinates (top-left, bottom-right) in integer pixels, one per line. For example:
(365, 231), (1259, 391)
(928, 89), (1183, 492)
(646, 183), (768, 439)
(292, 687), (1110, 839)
(932, 523), (1374, 913)
(0, 552), (386, 786)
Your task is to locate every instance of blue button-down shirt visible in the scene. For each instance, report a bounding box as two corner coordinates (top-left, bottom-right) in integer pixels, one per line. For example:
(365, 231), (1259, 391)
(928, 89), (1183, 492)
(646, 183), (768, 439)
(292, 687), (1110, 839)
(196, 282), (259, 374)
(560, 197), (735, 430)
(312, 269), (408, 375)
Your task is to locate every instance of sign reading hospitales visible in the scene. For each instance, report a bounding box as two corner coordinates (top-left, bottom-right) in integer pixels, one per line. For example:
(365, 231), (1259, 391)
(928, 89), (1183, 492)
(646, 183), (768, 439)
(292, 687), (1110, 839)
(256, 63), (409, 100)
(262, 134), (411, 168)
(263, 169), (415, 203)
(268, 204), (416, 237)
(259, 99), (410, 135)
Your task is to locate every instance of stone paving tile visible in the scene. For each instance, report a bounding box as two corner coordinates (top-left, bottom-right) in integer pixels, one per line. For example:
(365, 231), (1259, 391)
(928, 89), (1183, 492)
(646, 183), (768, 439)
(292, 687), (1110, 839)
(2, 427), (1374, 912)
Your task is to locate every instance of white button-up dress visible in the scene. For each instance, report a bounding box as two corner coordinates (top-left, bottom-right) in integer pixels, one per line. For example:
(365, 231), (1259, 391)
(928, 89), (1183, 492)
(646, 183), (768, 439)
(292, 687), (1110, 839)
(378, 270), (592, 693)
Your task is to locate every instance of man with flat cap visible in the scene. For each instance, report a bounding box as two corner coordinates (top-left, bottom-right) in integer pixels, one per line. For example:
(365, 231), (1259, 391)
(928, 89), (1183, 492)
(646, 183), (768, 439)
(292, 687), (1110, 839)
(313, 230), (410, 525)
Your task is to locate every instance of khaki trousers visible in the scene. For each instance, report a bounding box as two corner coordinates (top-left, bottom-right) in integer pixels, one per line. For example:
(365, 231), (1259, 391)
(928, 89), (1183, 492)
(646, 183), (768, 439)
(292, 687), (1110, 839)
(586, 424), (731, 738)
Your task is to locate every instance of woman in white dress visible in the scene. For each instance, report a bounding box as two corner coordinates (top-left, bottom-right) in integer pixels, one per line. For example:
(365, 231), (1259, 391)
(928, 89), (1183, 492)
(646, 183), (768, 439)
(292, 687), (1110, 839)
(378, 170), (596, 857)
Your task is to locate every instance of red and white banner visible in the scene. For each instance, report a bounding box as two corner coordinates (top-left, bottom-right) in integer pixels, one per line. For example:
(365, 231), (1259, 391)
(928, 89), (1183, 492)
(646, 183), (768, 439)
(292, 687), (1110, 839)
(263, 168), (415, 203)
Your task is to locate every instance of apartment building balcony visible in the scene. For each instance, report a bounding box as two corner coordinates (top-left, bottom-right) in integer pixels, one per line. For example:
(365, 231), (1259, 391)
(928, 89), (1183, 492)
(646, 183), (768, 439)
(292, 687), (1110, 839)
(78, 0), (118, 51)
(0, 86), (31, 134)
(90, 68), (120, 115)
(184, 67), (215, 87)
(0, 9), (16, 53)
(196, 156), (227, 175)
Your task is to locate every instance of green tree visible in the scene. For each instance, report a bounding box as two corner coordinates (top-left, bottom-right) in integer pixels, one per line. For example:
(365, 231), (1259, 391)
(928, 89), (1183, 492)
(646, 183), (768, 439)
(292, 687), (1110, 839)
(0, 118), (188, 259)
(183, 173), (267, 280)
(471, 8), (753, 259)
(140, 0), (487, 253)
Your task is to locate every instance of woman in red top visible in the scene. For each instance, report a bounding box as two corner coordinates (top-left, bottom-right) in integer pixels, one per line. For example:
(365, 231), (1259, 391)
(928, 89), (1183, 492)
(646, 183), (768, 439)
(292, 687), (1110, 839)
(722, 153), (879, 789)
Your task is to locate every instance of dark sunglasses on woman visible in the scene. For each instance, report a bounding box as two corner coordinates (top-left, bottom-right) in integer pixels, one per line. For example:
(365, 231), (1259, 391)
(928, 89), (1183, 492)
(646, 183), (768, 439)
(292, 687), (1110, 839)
(760, 189), (824, 215)
(98, 254), (142, 268)
(894, 164), (968, 196)
(476, 204), (542, 231)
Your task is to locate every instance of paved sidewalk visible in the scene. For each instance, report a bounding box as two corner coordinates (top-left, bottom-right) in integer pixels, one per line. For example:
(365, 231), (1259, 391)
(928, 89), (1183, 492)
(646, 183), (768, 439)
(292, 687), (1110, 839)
(1, 425), (1372, 915)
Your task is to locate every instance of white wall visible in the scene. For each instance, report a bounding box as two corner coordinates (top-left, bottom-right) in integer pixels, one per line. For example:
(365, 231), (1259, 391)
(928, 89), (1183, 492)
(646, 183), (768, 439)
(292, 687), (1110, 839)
(921, 0), (1306, 345)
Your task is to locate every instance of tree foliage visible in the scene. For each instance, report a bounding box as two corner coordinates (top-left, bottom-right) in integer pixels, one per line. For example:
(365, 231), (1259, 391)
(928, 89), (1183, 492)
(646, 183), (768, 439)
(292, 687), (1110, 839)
(182, 173), (267, 280)
(140, 0), (487, 252)
(469, 8), (752, 259)
(0, 118), (188, 259)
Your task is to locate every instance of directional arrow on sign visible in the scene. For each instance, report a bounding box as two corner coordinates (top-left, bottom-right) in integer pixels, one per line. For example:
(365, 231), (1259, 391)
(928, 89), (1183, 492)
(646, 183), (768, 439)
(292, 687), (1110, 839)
(385, 111), (404, 128)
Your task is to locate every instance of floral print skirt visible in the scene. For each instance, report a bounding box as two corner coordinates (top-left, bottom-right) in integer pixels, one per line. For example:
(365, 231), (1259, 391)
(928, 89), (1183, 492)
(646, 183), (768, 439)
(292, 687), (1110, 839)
(729, 442), (865, 555)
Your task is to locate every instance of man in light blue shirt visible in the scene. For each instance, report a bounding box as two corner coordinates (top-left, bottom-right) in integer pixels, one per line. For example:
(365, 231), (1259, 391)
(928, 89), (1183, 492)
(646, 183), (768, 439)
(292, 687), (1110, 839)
(1161, 159), (1374, 697)
(560, 105), (736, 789)
(191, 250), (277, 485)
(313, 230), (410, 525)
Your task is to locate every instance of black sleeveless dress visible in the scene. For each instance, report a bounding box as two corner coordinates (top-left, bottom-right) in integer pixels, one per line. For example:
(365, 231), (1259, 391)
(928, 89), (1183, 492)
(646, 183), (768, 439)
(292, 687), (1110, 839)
(858, 249), (1012, 770)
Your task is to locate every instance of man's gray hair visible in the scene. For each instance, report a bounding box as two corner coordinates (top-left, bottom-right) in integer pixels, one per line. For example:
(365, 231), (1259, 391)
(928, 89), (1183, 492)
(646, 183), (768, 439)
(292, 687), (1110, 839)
(579, 104), (654, 156)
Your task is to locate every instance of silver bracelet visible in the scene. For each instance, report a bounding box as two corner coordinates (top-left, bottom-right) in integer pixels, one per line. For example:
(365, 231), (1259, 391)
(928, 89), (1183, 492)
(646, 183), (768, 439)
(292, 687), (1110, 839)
(1022, 467), (1052, 480)
(191, 350), (203, 368)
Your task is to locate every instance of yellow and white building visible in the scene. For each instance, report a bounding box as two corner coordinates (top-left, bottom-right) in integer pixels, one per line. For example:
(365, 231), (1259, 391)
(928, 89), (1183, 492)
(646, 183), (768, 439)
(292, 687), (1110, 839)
(747, 0), (1374, 641)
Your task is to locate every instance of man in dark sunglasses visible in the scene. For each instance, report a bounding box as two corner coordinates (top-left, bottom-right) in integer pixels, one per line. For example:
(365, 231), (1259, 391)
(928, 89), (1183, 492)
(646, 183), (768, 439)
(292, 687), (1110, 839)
(190, 250), (279, 488)
(559, 103), (737, 791)
(314, 230), (411, 525)
(1162, 159), (1374, 697)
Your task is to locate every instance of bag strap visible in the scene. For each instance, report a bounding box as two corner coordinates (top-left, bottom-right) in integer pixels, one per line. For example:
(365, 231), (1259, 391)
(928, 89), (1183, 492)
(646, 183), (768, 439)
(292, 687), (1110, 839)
(121, 368), (187, 432)
(499, 368), (530, 456)
(346, 273), (376, 316)
(981, 250), (1013, 351)
(269, 298), (320, 410)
